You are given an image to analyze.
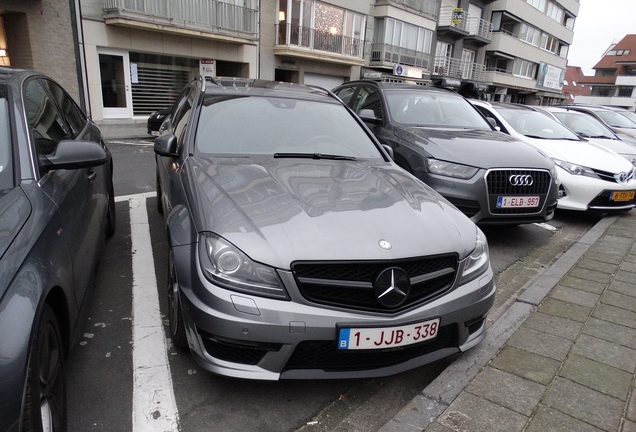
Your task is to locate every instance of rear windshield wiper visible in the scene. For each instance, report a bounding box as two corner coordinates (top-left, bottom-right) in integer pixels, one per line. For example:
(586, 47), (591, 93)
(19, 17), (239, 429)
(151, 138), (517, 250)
(274, 152), (357, 161)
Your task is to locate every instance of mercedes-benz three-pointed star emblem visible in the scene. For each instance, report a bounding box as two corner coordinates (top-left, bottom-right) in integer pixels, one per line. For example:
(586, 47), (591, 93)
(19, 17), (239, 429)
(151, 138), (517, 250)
(373, 267), (410, 308)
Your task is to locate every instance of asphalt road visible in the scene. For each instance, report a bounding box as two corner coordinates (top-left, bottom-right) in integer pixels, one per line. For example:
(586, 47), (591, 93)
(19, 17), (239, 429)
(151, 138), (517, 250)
(64, 141), (601, 432)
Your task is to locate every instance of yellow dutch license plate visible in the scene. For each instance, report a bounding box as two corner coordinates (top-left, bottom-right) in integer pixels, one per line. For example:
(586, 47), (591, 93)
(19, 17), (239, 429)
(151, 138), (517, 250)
(611, 191), (635, 202)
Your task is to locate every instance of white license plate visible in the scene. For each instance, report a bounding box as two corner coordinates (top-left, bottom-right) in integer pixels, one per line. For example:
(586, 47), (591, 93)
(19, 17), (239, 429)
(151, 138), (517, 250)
(338, 318), (440, 350)
(496, 196), (539, 208)
(151, 130), (160, 137)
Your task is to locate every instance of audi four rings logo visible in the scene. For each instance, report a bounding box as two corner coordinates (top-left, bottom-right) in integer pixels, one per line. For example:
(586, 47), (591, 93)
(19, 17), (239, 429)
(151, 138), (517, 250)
(509, 174), (534, 186)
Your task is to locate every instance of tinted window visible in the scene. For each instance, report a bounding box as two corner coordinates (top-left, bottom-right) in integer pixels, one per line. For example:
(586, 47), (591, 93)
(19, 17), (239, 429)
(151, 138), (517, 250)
(596, 110), (636, 129)
(385, 90), (489, 128)
(0, 89), (12, 190)
(24, 79), (71, 175)
(333, 86), (356, 105)
(351, 87), (382, 118)
(40, 79), (87, 137)
(195, 96), (382, 159)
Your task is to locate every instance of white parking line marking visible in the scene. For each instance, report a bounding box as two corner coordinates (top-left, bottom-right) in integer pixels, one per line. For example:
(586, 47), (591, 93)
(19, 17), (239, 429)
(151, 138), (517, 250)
(533, 222), (558, 232)
(129, 195), (180, 431)
(116, 192), (156, 203)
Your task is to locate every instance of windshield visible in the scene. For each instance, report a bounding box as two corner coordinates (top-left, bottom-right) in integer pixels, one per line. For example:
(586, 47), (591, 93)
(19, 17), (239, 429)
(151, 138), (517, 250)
(596, 110), (636, 129)
(616, 110), (636, 125)
(195, 95), (383, 160)
(384, 90), (490, 129)
(498, 107), (580, 140)
(552, 112), (615, 139)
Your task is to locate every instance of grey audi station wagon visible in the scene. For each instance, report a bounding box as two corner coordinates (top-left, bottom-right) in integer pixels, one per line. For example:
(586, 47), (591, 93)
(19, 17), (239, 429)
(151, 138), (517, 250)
(333, 80), (559, 225)
(154, 77), (495, 380)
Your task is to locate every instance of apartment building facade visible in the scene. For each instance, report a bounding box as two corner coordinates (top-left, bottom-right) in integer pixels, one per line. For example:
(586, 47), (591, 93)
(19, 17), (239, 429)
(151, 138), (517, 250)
(0, 0), (577, 122)
(574, 34), (636, 110)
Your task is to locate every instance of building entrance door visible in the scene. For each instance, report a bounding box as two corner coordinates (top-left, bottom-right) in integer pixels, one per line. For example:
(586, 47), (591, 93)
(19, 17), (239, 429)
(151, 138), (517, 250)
(98, 49), (132, 119)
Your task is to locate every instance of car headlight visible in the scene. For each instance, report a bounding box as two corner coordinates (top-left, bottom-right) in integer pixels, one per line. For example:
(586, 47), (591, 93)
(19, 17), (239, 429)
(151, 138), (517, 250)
(459, 228), (490, 285)
(199, 233), (289, 300)
(553, 159), (600, 179)
(426, 158), (479, 179)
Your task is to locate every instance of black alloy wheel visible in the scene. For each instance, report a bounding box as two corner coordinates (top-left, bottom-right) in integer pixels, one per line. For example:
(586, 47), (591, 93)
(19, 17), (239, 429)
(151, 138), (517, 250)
(23, 304), (67, 432)
(106, 174), (116, 237)
(168, 252), (188, 349)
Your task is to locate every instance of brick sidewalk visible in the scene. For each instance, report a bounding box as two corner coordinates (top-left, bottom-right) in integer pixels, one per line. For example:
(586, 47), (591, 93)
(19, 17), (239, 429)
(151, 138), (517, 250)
(384, 212), (636, 432)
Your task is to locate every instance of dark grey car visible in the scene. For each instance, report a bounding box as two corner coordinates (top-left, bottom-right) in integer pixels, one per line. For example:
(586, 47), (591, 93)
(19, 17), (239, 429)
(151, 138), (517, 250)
(333, 80), (559, 225)
(154, 77), (495, 380)
(0, 67), (115, 432)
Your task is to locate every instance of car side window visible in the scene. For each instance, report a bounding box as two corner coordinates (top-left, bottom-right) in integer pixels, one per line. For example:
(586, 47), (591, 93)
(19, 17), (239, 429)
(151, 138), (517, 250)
(172, 88), (195, 147)
(40, 79), (87, 138)
(352, 86), (382, 118)
(24, 79), (72, 176)
(334, 86), (356, 106)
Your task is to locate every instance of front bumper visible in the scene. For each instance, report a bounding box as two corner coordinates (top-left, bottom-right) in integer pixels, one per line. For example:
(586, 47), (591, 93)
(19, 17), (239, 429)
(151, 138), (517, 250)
(556, 170), (636, 211)
(173, 244), (496, 380)
(421, 169), (558, 225)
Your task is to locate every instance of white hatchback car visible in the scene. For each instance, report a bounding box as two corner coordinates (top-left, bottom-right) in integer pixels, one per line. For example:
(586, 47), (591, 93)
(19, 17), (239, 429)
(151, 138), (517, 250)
(472, 101), (636, 213)
(535, 106), (636, 166)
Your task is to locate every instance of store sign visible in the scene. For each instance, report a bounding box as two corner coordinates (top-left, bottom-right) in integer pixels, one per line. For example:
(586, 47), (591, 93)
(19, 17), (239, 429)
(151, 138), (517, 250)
(452, 8), (463, 24)
(537, 62), (564, 91)
(363, 72), (383, 79)
(200, 59), (216, 81)
(442, 78), (462, 88)
(394, 64), (422, 79)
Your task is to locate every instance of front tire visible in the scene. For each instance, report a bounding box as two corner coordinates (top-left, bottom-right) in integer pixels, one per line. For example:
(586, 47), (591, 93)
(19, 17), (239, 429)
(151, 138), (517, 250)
(23, 304), (67, 432)
(168, 252), (188, 349)
(106, 176), (116, 238)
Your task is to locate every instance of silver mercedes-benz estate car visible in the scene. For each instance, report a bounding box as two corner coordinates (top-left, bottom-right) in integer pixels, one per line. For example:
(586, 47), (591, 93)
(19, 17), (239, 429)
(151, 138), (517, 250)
(154, 77), (495, 380)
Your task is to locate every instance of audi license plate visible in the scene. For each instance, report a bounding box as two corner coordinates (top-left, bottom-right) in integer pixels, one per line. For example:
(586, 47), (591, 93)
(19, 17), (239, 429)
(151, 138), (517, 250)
(497, 196), (539, 208)
(610, 191), (635, 202)
(338, 318), (440, 350)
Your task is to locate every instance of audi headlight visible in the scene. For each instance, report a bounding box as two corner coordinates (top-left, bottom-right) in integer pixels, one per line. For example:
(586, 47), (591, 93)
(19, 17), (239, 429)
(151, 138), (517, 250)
(199, 233), (289, 300)
(426, 158), (479, 180)
(459, 228), (490, 285)
(553, 159), (600, 179)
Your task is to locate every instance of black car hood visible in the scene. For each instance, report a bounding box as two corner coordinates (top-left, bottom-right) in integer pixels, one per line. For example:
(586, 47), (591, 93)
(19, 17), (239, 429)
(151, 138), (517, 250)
(186, 158), (478, 269)
(396, 127), (552, 169)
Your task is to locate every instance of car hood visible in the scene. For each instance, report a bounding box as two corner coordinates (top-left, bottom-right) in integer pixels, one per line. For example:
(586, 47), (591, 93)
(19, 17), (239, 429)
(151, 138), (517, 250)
(396, 127), (552, 169)
(186, 158), (478, 269)
(522, 137), (635, 173)
(585, 137), (636, 157)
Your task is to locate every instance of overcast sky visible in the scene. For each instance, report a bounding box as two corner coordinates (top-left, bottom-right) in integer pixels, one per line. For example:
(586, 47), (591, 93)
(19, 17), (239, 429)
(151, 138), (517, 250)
(567, 0), (636, 75)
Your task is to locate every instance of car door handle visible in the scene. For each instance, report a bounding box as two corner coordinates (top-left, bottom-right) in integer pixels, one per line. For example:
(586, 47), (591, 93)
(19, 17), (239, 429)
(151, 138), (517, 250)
(87, 170), (97, 182)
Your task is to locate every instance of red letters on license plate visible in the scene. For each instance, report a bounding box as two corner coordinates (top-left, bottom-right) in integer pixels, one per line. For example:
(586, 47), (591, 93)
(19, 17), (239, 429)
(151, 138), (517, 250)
(338, 318), (440, 350)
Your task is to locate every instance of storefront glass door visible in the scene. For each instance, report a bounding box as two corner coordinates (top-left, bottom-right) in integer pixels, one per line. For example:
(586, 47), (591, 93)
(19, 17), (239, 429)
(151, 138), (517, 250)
(98, 50), (132, 119)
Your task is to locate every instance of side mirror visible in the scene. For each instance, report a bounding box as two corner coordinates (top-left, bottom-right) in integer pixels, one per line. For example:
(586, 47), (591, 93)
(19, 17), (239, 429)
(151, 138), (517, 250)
(486, 117), (500, 131)
(39, 140), (107, 171)
(358, 109), (382, 124)
(154, 134), (179, 157)
(382, 144), (394, 159)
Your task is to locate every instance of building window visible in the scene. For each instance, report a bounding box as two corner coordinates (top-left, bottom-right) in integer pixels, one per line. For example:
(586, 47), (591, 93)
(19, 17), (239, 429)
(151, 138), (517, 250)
(618, 86), (634, 97)
(372, 17), (433, 68)
(541, 34), (559, 54)
(513, 59), (536, 78)
(546, 1), (564, 22)
(277, 0), (366, 57)
(520, 23), (541, 46)
(525, 0), (546, 11)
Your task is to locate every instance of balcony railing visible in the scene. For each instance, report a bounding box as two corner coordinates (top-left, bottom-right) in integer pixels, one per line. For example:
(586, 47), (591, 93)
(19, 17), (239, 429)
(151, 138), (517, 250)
(276, 24), (364, 58)
(103, 0), (258, 39)
(370, 43), (431, 70)
(433, 57), (486, 82)
(466, 16), (493, 41)
(375, 0), (441, 20)
(438, 6), (492, 42)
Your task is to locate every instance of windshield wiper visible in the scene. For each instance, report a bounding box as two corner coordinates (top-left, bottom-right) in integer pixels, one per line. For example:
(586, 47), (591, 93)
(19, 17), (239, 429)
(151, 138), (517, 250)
(274, 152), (357, 161)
